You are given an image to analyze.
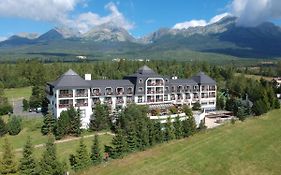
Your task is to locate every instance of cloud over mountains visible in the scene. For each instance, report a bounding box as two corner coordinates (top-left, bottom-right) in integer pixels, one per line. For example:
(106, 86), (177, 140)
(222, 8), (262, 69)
(0, 0), (133, 34)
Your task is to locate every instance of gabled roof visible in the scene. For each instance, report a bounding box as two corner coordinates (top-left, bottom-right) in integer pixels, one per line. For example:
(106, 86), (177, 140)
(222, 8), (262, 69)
(49, 69), (90, 88)
(170, 78), (197, 85)
(191, 72), (216, 85)
(89, 79), (133, 87)
(137, 65), (156, 74)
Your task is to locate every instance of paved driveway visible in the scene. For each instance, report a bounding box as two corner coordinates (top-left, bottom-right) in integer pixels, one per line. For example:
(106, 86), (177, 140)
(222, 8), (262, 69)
(11, 98), (43, 118)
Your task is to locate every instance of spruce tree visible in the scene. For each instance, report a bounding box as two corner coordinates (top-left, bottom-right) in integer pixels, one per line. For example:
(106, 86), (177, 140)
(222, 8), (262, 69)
(0, 137), (17, 175)
(182, 118), (190, 137)
(68, 106), (81, 136)
(187, 116), (197, 136)
(0, 117), (7, 137)
(154, 120), (164, 143)
(136, 121), (149, 150)
(19, 136), (38, 175)
(90, 135), (102, 165)
(165, 117), (175, 142)
(111, 128), (128, 158)
(39, 135), (65, 175)
(41, 108), (56, 135)
(70, 137), (91, 171)
(174, 116), (183, 139)
(148, 120), (156, 146)
(89, 104), (109, 131)
(126, 124), (137, 152)
(7, 116), (22, 135)
(55, 111), (70, 139)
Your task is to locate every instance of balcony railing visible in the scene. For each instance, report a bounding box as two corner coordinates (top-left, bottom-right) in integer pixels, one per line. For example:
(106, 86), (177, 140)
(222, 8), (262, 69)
(209, 88), (216, 91)
(91, 92), (101, 96)
(116, 92), (124, 96)
(105, 91), (113, 96)
(147, 82), (164, 86)
(59, 104), (72, 108)
(117, 99), (124, 104)
(75, 93), (88, 97)
(75, 103), (88, 107)
(59, 94), (73, 98)
(104, 100), (112, 104)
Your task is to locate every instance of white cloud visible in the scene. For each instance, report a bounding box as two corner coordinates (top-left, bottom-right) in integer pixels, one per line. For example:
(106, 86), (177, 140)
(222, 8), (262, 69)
(66, 2), (134, 33)
(231, 0), (281, 26)
(173, 13), (230, 30)
(173, 20), (207, 30)
(0, 36), (8, 42)
(0, 0), (133, 34)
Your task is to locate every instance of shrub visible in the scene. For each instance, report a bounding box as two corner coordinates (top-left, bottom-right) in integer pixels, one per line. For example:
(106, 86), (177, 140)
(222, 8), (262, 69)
(0, 117), (7, 137)
(169, 106), (177, 114)
(192, 102), (201, 111)
(7, 116), (22, 135)
(22, 99), (29, 111)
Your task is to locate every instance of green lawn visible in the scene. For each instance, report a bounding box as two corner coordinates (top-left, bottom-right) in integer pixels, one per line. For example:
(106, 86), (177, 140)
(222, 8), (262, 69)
(79, 109), (281, 175)
(4, 86), (32, 101)
(0, 116), (113, 167)
(235, 73), (273, 81)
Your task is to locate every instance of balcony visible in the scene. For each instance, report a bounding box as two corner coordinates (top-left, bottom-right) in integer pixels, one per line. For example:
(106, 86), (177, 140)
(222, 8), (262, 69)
(127, 98), (134, 103)
(75, 93), (88, 97)
(59, 103), (72, 108)
(105, 91), (113, 96)
(91, 92), (101, 96)
(104, 99), (112, 104)
(209, 87), (216, 91)
(117, 99), (124, 104)
(75, 103), (88, 107)
(59, 93), (73, 98)
(127, 89), (133, 95)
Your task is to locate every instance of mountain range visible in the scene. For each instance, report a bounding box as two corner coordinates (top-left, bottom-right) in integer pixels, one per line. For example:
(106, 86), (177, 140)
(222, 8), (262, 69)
(1, 16), (281, 60)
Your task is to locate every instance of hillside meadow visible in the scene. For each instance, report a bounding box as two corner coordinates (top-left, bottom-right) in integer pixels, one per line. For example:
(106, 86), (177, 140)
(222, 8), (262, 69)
(79, 109), (281, 175)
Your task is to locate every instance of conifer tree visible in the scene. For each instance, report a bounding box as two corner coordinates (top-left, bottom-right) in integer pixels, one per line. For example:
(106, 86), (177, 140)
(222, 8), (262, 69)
(148, 120), (156, 146)
(89, 104), (109, 131)
(68, 106), (81, 136)
(90, 135), (102, 165)
(174, 116), (183, 139)
(7, 116), (22, 135)
(187, 116), (197, 136)
(39, 135), (65, 175)
(136, 121), (149, 150)
(70, 137), (91, 171)
(126, 124), (137, 152)
(154, 120), (164, 143)
(0, 137), (17, 175)
(19, 136), (38, 175)
(0, 117), (7, 137)
(55, 111), (70, 139)
(41, 108), (56, 135)
(111, 128), (128, 158)
(182, 118), (190, 138)
(165, 117), (175, 141)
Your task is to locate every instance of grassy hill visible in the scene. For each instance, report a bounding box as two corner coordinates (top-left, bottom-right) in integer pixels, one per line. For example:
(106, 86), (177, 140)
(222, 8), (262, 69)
(79, 109), (281, 175)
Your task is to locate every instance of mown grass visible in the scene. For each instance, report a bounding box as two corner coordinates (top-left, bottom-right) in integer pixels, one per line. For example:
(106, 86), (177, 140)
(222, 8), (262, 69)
(0, 116), (113, 166)
(79, 109), (281, 175)
(235, 73), (274, 81)
(4, 86), (32, 101)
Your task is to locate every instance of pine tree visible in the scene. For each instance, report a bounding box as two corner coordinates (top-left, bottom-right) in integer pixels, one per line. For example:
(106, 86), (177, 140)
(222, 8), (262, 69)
(174, 116), (183, 139)
(89, 104), (109, 131)
(148, 120), (156, 146)
(7, 116), (22, 135)
(154, 120), (164, 143)
(165, 117), (175, 142)
(41, 108), (56, 135)
(111, 128), (128, 159)
(70, 137), (91, 171)
(0, 117), (7, 137)
(0, 137), (17, 175)
(39, 135), (66, 175)
(126, 124), (137, 152)
(187, 116), (197, 136)
(19, 136), (38, 175)
(55, 111), (70, 139)
(136, 121), (149, 150)
(90, 135), (102, 165)
(68, 106), (81, 136)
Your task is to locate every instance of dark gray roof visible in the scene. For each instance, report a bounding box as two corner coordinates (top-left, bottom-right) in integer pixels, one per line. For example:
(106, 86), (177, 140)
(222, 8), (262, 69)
(50, 69), (90, 88)
(191, 72), (216, 85)
(90, 79), (133, 87)
(126, 65), (163, 78)
(137, 65), (156, 74)
(170, 78), (197, 85)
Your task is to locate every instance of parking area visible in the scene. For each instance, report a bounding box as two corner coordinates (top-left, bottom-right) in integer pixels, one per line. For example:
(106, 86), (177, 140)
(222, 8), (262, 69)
(10, 98), (43, 118)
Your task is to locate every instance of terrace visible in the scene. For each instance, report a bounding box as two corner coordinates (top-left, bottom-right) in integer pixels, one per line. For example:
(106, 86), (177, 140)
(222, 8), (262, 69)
(105, 88), (113, 96)
(91, 88), (101, 96)
(59, 89), (73, 98)
(59, 99), (73, 108)
(75, 99), (88, 107)
(75, 89), (88, 97)
(116, 87), (124, 96)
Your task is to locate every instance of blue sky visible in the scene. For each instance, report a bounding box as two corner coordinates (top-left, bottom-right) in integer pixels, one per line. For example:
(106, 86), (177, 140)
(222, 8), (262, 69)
(0, 0), (280, 40)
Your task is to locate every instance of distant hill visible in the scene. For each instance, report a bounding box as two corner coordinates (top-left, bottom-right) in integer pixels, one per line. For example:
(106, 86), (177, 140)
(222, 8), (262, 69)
(1, 16), (281, 60)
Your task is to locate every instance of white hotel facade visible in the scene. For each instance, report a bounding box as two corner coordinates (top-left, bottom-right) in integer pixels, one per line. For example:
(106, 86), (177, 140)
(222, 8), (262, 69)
(46, 66), (216, 127)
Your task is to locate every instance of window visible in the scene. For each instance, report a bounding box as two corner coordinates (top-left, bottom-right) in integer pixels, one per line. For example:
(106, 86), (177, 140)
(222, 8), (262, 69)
(139, 78), (143, 83)
(138, 87), (143, 92)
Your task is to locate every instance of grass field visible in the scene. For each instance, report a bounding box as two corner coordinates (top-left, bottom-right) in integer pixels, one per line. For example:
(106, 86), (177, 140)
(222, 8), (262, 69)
(4, 86), (32, 101)
(79, 109), (281, 175)
(0, 116), (113, 167)
(235, 73), (274, 81)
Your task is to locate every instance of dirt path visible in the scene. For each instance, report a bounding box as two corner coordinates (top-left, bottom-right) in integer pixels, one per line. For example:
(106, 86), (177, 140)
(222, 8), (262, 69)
(13, 132), (114, 152)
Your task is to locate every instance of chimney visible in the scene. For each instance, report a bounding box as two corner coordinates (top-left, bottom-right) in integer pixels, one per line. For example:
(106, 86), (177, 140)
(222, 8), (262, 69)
(85, 74), (91, 80)
(172, 76), (178, 80)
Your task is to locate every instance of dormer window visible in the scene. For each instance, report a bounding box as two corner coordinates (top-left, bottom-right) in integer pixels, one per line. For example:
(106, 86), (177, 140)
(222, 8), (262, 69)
(138, 87), (143, 92)
(139, 79), (143, 83)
